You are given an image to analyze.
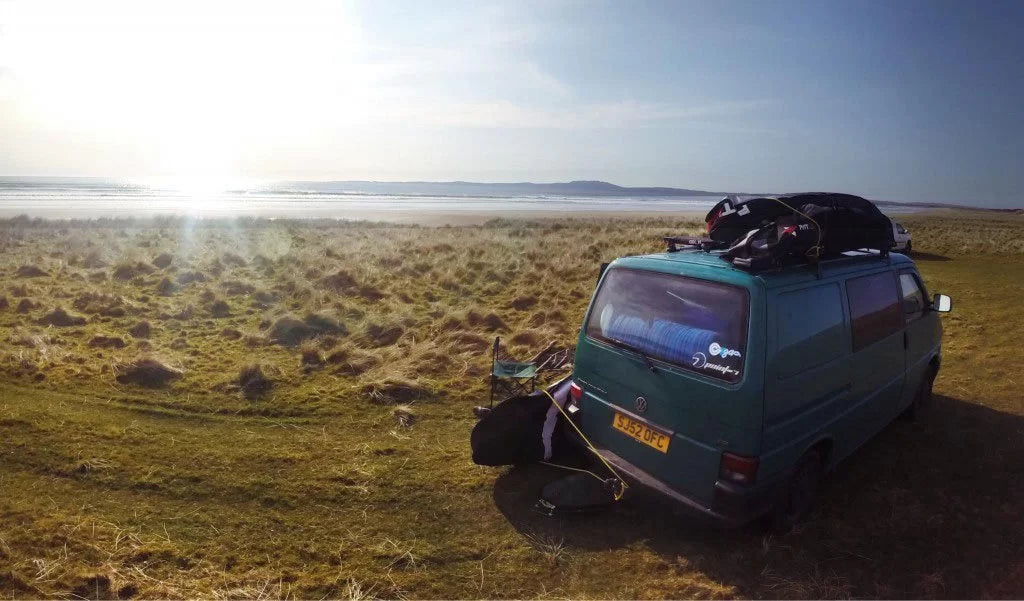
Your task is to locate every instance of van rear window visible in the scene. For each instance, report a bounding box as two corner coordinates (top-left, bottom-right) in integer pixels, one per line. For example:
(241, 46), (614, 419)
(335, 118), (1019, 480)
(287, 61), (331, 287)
(585, 268), (749, 381)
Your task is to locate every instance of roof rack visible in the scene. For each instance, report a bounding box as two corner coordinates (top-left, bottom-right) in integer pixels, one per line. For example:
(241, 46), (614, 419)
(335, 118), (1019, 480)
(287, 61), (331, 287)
(735, 247), (892, 278)
(664, 236), (728, 253)
(662, 235), (893, 278)
(812, 248), (891, 279)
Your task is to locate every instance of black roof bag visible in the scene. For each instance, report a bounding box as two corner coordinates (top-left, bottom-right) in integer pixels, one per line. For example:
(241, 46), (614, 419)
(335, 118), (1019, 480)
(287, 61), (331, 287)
(705, 193), (894, 269)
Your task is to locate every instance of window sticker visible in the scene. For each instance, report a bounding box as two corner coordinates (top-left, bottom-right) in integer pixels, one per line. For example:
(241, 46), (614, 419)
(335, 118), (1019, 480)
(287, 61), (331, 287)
(708, 341), (742, 359)
(692, 353), (740, 377)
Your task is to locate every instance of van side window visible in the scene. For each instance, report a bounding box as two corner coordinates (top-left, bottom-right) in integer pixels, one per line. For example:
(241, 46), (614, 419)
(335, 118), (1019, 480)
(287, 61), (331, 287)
(899, 272), (926, 320)
(776, 283), (845, 378)
(846, 271), (903, 351)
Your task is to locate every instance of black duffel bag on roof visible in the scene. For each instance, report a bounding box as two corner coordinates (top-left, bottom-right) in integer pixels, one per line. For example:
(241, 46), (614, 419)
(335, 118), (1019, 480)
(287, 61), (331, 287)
(705, 193), (894, 270)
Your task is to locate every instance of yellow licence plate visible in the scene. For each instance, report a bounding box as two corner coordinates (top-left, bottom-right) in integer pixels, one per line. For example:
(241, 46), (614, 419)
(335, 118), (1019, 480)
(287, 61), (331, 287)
(612, 413), (670, 453)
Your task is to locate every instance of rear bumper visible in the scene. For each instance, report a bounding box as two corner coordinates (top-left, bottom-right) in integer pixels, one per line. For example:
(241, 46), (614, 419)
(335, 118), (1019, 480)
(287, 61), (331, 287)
(591, 446), (782, 528)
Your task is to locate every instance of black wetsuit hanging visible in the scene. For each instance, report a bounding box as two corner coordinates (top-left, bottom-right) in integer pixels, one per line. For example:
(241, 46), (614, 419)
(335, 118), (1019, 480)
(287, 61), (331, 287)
(470, 378), (573, 466)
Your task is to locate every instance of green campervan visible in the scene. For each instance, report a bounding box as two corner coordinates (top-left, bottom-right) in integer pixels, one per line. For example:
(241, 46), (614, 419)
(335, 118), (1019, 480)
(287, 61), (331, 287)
(567, 248), (952, 529)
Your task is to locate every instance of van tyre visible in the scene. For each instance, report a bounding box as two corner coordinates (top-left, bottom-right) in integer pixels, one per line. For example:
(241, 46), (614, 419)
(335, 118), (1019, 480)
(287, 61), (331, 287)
(901, 368), (936, 421)
(768, 450), (822, 533)
(905, 241), (912, 253)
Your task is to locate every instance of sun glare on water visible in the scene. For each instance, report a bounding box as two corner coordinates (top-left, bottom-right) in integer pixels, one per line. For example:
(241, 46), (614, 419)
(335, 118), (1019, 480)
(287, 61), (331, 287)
(137, 176), (260, 217)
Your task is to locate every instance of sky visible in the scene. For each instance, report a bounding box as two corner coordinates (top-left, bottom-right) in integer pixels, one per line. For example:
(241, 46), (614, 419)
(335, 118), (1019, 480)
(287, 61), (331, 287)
(0, 0), (1022, 206)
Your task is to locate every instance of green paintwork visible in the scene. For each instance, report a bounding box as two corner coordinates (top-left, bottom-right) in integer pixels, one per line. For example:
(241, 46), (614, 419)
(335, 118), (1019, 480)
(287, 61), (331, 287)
(572, 249), (943, 516)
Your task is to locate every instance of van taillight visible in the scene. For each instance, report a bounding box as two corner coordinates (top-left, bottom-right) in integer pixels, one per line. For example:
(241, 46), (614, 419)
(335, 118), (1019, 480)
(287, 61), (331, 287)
(569, 381), (583, 401)
(719, 452), (759, 485)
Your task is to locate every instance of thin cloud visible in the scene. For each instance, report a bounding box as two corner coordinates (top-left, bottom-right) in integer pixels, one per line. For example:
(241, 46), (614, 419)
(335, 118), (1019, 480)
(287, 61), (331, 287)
(368, 98), (776, 130)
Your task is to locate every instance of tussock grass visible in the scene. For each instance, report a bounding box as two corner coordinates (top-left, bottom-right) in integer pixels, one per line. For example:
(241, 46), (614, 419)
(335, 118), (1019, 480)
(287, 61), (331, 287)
(152, 252), (173, 269)
(175, 270), (207, 285)
(72, 291), (126, 316)
(321, 269), (358, 290)
(325, 346), (381, 376)
(88, 335), (126, 349)
(222, 252), (248, 268)
(266, 313), (345, 346)
(237, 362), (276, 399)
(15, 298), (38, 313)
(298, 342), (324, 369)
(222, 279), (255, 296)
(112, 261), (155, 281)
(220, 327), (244, 341)
(251, 289), (278, 308)
(156, 276), (177, 296)
(38, 306), (86, 327)
(128, 320), (151, 339)
(209, 299), (231, 318)
(15, 264), (48, 278)
(363, 321), (404, 347)
(362, 376), (434, 404)
(113, 356), (183, 387)
(393, 403), (417, 428)
(80, 249), (108, 268)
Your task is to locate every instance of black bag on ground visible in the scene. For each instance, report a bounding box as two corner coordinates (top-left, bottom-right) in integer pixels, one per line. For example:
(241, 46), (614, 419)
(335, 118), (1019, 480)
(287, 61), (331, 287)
(471, 379), (572, 466)
(534, 473), (618, 516)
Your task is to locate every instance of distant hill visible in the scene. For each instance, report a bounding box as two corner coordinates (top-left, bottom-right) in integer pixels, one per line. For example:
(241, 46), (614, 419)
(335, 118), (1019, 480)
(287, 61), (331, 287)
(873, 199), (1023, 213)
(280, 179), (728, 197)
(280, 181), (1019, 212)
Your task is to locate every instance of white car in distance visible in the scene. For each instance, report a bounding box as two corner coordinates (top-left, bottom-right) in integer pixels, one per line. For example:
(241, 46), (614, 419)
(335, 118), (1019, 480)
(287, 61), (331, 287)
(892, 221), (912, 252)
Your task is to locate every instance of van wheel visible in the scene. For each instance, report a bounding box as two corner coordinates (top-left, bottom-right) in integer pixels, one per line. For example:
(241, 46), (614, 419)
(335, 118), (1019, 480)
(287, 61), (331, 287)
(905, 241), (912, 253)
(901, 368), (936, 421)
(768, 450), (822, 533)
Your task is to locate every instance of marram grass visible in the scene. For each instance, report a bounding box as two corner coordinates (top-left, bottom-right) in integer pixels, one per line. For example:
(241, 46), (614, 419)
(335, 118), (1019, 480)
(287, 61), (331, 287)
(0, 213), (1022, 599)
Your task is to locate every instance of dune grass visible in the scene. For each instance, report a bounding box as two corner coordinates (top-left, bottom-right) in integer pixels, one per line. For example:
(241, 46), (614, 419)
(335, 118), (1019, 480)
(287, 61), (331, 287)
(0, 212), (1022, 599)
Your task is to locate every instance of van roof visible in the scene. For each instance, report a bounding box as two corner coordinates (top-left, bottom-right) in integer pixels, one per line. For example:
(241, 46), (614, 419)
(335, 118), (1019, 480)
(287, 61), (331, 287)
(612, 249), (914, 289)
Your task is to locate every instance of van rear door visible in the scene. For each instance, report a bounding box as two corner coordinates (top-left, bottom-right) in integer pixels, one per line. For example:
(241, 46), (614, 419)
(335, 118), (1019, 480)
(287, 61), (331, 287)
(572, 265), (763, 505)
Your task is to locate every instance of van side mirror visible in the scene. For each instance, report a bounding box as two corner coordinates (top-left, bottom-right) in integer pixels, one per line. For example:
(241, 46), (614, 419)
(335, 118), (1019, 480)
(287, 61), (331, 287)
(932, 294), (952, 313)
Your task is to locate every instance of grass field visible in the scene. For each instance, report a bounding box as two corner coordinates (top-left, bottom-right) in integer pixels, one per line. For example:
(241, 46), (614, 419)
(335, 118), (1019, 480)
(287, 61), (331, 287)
(1, 212), (1022, 599)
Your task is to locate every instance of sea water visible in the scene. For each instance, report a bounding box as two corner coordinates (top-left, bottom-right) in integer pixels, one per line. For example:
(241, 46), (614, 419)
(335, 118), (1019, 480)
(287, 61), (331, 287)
(0, 177), (921, 220)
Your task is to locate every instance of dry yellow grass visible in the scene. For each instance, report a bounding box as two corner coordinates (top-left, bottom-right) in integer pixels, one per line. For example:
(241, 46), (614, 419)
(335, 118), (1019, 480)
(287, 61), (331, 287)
(0, 212), (1022, 599)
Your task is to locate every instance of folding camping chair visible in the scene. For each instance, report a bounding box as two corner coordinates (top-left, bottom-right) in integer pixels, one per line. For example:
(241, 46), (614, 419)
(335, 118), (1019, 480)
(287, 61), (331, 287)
(490, 336), (538, 407)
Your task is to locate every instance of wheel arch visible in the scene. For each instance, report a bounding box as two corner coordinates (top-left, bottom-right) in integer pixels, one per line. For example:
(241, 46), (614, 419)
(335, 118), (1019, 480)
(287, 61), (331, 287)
(803, 436), (835, 471)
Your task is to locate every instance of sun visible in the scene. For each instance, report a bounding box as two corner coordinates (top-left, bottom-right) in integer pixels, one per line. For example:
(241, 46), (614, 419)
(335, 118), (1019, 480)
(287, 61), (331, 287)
(1, 0), (365, 178)
(133, 175), (256, 217)
(173, 177), (232, 201)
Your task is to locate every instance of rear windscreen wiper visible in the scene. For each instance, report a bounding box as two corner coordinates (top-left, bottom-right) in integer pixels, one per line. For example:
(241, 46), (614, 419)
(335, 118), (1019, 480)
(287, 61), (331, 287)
(609, 338), (659, 373)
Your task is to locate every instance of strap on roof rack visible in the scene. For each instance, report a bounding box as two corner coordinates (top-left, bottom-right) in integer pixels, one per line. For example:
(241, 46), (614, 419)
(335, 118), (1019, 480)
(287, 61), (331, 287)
(664, 236), (728, 253)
